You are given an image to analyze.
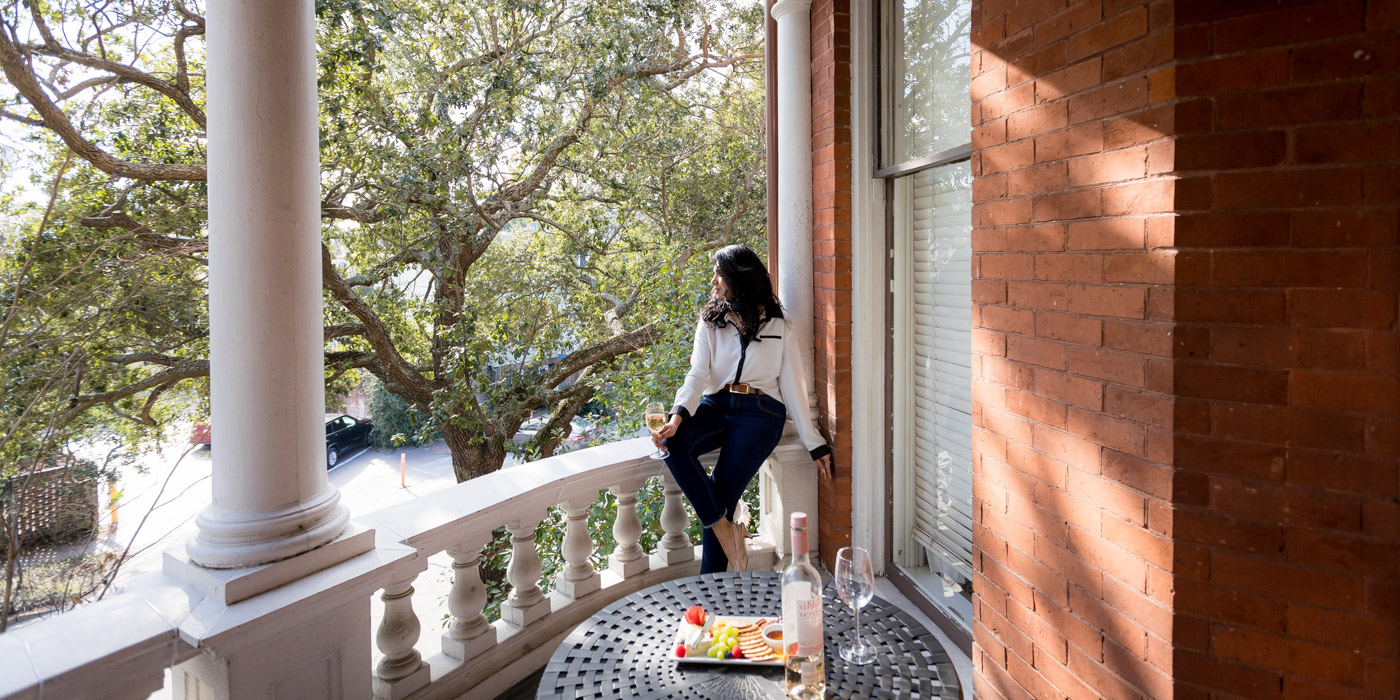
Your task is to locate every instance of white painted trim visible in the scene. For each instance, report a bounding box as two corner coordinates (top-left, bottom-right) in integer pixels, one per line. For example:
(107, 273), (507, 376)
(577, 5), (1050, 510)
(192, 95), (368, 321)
(890, 177), (920, 569)
(849, 0), (889, 574)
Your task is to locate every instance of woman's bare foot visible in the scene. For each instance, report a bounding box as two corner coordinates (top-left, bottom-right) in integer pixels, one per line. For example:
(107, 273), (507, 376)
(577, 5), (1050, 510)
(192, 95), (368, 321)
(726, 519), (749, 571)
(712, 518), (748, 571)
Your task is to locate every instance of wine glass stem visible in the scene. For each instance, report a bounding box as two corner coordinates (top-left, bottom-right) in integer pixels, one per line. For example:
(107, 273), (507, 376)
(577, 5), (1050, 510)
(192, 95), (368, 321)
(853, 601), (862, 648)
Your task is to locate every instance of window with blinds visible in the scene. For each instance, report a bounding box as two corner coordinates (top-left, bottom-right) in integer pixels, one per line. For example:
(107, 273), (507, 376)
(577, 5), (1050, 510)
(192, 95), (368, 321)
(905, 162), (974, 588)
(880, 0), (973, 631)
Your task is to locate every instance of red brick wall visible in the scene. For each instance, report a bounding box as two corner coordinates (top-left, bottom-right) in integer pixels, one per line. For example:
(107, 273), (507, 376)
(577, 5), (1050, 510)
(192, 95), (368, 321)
(966, 0), (1399, 698)
(969, 0), (1177, 698)
(810, 0), (855, 566)
(1171, 2), (1399, 698)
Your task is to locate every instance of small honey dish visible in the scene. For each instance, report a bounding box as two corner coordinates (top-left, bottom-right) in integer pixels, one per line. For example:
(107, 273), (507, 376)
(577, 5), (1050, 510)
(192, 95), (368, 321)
(761, 623), (784, 652)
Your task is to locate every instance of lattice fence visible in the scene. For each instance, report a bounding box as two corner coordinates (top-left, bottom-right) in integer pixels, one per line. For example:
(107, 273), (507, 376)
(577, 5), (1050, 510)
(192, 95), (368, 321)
(1, 465), (99, 554)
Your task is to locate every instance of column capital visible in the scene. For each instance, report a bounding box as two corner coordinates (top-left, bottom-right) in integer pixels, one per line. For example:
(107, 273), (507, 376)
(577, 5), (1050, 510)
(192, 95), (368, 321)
(770, 0), (813, 22)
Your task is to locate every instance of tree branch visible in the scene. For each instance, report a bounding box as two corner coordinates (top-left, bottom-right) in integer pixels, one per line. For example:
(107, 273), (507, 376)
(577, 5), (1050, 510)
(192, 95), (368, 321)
(24, 7), (207, 128)
(342, 245), (436, 287)
(79, 211), (208, 258)
(0, 23), (206, 181)
(173, 2), (205, 30)
(172, 23), (202, 94)
(52, 75), (122, 102)
(63, 360), (210, 424)
(105, 352), (182, 366)
(325, 323), (367, 341)
(489, 101), (594, 208)
(321, 243), (435, 401)
(322, 202), (389, 224)
(0, 108), (43, 126)
(324, 350), (376, 384)
(538, 322), (661, 391)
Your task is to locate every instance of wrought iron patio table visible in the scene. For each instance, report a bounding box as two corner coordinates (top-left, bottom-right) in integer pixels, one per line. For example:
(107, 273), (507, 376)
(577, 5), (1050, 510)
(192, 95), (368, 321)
(537, 570), (962, 699)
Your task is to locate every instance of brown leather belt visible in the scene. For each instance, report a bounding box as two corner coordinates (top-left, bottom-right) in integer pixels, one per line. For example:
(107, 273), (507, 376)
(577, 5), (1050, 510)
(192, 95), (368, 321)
(725, 383), (765, 396)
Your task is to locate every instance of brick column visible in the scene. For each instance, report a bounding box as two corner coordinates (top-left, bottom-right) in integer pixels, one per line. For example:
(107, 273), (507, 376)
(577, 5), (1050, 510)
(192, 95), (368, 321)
(810, 0), (854, 566)
(969, 1), (1176, 697)
(968, 1), (1399, 699)
(1171, 3), (1399, 697)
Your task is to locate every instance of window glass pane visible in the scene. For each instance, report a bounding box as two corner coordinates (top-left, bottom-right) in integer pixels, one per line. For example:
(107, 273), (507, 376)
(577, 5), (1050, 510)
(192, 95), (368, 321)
(893, 160), (974, 630)
(905, 161), (973, 579)
(886, 0), (971, 165)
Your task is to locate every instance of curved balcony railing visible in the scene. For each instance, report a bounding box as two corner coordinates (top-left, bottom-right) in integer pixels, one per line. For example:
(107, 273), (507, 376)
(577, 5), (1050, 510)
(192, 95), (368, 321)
(359, 437), (711, 699)
(0, 435), (811, 699)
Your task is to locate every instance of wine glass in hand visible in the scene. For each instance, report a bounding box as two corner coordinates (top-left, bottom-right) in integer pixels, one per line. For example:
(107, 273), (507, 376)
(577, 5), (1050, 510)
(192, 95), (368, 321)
(836, 546), (877, 665)
(646, 401), (669, 460)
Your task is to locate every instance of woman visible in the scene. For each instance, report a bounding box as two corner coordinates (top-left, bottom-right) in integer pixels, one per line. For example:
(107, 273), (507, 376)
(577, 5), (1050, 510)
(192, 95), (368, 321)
(653, 244), (834, 573)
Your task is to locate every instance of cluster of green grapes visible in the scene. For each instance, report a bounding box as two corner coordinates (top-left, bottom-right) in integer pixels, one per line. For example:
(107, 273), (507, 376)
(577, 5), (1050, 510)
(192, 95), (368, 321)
(707, 624), (744, 659)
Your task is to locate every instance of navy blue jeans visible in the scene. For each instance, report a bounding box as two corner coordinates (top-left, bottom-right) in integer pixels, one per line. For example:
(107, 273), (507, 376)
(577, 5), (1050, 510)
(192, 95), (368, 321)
(662, 390), (787, 573)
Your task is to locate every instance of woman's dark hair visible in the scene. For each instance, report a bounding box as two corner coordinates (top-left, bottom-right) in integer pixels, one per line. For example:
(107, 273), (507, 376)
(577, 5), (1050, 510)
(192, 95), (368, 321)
(701, 244), (784, 343)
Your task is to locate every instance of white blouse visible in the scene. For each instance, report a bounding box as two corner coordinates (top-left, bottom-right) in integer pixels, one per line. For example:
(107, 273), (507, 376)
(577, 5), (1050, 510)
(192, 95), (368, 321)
(671, 316), (829, 460)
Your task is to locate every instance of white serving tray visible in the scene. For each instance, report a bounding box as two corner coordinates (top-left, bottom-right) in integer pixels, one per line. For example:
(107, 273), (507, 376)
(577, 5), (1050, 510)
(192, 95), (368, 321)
(673, 615), (784, 667)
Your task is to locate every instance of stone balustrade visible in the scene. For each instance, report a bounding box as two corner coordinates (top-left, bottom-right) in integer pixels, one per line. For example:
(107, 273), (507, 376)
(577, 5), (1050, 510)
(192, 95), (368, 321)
(0, 435), (814, 700)
(352, 437), (792, 699)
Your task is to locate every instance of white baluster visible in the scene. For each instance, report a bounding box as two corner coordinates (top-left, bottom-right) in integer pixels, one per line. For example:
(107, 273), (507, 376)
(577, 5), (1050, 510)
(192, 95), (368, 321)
(555, 497), (601, 599)
(500, 516), (550, 626)
(373, 573), (431, 699)
(657, 473), (695, 564)
(442, 532), (496, 660)
(609, 479), (650, 577)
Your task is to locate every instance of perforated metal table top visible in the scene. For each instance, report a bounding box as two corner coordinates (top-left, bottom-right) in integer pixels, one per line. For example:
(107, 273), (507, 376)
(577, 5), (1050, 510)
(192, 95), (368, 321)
(538, 571), (961, 699)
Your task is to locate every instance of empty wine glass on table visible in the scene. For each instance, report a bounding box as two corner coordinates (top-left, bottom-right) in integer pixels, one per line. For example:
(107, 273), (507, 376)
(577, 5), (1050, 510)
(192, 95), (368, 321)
(645, 401), (669, 460)
(836, 545), (877, 665)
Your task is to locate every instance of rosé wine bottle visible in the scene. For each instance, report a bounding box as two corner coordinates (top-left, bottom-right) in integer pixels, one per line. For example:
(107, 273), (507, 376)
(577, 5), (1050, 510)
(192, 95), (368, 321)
(781, 512), (825, 698)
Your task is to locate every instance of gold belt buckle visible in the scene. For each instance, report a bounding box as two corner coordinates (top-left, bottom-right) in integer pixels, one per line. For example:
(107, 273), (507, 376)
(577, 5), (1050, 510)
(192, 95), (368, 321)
(731, 383), (755, 395)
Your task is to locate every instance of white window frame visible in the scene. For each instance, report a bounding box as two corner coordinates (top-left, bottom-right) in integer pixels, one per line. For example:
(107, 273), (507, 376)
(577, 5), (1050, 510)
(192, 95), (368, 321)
(855, 0), (975, 638)
(849, 0), (889, 575)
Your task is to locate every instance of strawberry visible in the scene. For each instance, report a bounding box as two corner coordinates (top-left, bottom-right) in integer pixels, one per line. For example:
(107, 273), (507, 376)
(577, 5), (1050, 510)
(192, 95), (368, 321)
(683, 605), (705, 626)
(675, 643), (687, 658)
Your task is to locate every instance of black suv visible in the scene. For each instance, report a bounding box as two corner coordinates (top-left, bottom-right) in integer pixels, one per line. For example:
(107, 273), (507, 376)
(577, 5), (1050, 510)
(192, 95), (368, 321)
(325, 414), (372, 468)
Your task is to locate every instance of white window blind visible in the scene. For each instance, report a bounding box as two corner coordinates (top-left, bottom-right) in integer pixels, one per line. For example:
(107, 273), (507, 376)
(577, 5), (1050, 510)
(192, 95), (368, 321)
(907, 162), (974, 585)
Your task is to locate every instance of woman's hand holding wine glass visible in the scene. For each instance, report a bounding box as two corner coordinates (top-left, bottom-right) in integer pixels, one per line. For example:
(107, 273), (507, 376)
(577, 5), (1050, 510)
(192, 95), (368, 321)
(646, 401), (671, 460)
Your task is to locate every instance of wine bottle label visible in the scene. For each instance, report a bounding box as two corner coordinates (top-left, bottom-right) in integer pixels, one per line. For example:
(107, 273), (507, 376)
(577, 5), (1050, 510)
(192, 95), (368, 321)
(782, 581), (825, 656)
(795, 596), (823, 655)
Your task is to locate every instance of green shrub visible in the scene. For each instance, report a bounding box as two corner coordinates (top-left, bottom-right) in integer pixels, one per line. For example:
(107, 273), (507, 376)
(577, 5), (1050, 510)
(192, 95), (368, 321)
(366, 378), (439, 448)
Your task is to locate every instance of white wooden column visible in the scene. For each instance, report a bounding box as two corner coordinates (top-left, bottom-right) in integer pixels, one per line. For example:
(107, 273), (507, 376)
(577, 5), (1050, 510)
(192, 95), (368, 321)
(849, 0), (887, 572)
(189, 0), (348, 569)
(771, 0), (815, 383)
(763, 0), (821, 563)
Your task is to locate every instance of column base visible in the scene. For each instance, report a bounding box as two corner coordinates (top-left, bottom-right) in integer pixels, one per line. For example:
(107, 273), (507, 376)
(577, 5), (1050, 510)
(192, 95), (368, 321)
(173, 580), (374, 700)
(165, 523), (375, 605)
(500, 594), (551, 627)
(554, 572), (602, 599)
(759, 440), (820, 560)
(185, 484), (351, 570)
(172, 540), (417, 700)
(658, 543), (697, 565)
(608, 552), (650, 578)
(442, 625), (496, 661)
(372, 662), (431, 700)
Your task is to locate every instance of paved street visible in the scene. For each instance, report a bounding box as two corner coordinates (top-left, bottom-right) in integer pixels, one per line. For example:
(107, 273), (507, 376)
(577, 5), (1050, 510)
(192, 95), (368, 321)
(77, 438), (511, 591)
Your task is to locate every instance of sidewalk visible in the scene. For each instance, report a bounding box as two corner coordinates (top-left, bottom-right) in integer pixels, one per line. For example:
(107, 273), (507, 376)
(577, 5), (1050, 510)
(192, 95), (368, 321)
(11, 439), (499, 621)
